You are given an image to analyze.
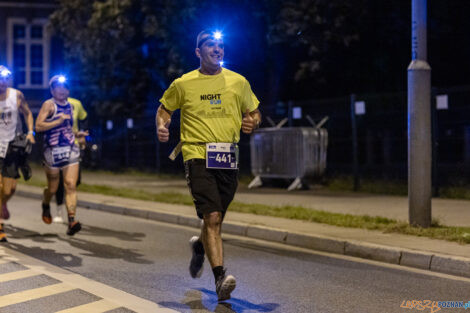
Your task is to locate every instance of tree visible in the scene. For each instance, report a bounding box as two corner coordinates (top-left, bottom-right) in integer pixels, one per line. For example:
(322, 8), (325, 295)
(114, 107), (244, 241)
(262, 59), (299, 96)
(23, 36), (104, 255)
(268, 0), (366, 83)
(49, 0), (371, 115)
(49, 0), (192, 117)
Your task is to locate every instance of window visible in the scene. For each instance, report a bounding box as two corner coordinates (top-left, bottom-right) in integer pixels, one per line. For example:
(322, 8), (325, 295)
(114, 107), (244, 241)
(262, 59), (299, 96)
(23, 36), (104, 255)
(7, 18), (50, 89)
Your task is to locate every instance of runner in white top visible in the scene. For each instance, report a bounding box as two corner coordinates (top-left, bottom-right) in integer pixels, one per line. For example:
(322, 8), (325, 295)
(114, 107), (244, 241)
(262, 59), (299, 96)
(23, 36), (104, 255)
(0, 65), (36, 242)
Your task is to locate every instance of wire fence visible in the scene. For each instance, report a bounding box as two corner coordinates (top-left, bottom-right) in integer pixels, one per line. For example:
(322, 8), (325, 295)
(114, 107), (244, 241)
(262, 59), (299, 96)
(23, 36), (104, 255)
(268, 85), (470, 186)
(27, 85), (470, 186)
(28, 110), (253, 175)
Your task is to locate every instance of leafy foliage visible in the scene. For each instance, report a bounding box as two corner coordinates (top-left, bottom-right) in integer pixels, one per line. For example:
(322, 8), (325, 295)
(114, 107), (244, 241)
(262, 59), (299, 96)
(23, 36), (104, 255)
(268, 0), (366, 82)
(49, 0), (187, 116)
(49, 0), (367, 115)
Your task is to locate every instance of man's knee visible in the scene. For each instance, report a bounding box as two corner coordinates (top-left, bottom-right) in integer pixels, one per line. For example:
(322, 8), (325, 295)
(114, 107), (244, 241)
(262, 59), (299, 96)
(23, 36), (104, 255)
(47, 185), (58, 194)
(64, 179), (76, 193)
(3, 186), (16, 198)
(203, 211), (222, 229)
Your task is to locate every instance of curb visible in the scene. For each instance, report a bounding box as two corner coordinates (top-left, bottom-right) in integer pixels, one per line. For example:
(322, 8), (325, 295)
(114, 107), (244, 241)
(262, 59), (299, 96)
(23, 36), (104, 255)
(16, 189), (470, 279)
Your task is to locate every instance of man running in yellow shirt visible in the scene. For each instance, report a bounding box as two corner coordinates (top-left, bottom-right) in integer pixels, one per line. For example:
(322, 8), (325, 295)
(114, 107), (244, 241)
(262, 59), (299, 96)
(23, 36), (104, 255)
(53, 97), (88, 223)
(156, 30), (261, 302)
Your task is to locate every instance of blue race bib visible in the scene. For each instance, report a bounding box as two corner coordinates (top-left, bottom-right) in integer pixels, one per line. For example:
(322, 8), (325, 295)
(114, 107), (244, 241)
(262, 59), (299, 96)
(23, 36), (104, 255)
(206, 143), (238, 170)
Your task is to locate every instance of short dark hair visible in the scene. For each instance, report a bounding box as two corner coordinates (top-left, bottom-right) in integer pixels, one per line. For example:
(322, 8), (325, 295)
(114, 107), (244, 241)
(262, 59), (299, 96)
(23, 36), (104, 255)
(196, 30), (212, 48)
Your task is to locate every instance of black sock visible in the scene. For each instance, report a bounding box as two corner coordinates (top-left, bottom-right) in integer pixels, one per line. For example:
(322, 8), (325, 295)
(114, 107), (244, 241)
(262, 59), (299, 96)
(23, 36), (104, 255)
(212, 266), (224, 281)
(194, 240), (205, 255)
(68, 215), (75, 224)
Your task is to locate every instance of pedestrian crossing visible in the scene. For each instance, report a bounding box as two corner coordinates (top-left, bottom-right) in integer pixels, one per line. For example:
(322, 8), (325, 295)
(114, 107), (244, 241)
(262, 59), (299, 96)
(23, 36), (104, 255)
(0, 283), (76, 307)
(0, 246), (177, 313)
(0, 269), (37, 282)
(55, 299), (123, 313)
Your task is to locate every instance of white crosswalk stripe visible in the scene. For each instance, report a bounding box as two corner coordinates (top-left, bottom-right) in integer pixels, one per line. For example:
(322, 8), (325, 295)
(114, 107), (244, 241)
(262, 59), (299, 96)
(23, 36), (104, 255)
(54, 299), (121, 313)
(0, 246), (178, 312)
(0, 283), (75, 307)
(0, 269), (39, 283)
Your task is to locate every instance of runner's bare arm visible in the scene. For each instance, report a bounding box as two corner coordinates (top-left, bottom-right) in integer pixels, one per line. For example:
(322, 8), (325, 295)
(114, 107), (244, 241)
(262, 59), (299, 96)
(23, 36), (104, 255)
(17, 91), (36, 143)
(35, 100), (70, 132)
(156, 104), (173, 142)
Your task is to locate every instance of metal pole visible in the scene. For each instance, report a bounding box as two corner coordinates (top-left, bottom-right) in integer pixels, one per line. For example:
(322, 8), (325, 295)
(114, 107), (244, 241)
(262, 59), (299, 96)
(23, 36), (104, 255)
(408, 0), (432, 227)
(431, 88), (439, 197)
(350, 94), (359, 191)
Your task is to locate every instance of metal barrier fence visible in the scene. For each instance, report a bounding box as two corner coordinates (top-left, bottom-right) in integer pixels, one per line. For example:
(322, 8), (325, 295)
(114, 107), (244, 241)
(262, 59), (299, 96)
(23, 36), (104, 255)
(249, 126), (328, 190)
(265, 85), (470, 188)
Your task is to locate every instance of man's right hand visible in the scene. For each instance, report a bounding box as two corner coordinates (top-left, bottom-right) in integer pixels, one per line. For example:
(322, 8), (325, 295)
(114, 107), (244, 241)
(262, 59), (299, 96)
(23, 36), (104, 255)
(157, 120), (171, 142)
(57, 113), (71, 122)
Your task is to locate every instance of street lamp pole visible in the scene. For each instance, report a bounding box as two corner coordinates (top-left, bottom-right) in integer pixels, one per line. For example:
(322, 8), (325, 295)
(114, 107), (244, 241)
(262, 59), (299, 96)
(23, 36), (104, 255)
(408, 0), (432, 227)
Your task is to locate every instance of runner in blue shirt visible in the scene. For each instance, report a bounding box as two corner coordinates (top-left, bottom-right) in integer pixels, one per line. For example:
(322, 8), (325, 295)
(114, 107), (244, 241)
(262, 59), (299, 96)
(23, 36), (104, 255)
(35, 75), (86, 236)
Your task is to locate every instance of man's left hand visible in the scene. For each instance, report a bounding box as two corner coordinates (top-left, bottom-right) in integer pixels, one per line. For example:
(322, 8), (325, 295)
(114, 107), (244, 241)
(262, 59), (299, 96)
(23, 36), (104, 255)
(242, 109), (257, 134)
(76, 131), (89, 149)
(26, 133), (35, 144)
(76, 130), (89, 138)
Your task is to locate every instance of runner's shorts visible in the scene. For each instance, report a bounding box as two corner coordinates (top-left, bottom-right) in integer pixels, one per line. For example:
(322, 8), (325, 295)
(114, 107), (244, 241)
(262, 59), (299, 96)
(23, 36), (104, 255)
(0, 141), (21, 179)
(43, 144), (80, 170)
(184, 158), (238, 219)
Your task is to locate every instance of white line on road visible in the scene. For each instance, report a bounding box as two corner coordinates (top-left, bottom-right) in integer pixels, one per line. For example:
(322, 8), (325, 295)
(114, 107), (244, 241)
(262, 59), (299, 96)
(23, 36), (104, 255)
(54, 299), (120, 313)
(0, 246), (178, 313)
(0, 283), (75, 307)
(0, 269), (39, 283)
(226, 234), (470, 284)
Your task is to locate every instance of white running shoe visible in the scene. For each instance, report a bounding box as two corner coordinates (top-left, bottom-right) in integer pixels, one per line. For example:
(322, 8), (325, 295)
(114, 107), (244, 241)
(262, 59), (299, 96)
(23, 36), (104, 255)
(189, 236), (205, 278)
(53, 204), (65, 223)
(216, 270), (236, 302)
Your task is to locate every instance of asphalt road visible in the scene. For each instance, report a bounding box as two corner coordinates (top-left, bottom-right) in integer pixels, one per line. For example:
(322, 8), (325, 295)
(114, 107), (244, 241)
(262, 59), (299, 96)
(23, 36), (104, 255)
(1, 196), (470, 313)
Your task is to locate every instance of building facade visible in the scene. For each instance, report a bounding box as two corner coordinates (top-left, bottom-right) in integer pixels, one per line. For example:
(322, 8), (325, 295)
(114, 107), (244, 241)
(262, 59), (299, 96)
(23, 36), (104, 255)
(0, 0), (63, 111)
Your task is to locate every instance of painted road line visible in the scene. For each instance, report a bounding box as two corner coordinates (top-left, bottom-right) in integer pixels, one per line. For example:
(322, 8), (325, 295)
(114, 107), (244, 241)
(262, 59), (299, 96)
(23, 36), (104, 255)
(0, 269), (39, 283)
(55, 299), (121, 313)
(0, 282), (75, 307)
(0, 246), (177, 313)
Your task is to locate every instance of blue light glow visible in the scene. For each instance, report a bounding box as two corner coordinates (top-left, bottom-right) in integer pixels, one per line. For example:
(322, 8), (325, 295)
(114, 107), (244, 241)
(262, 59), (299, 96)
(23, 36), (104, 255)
(0, 69), (11, 78)
(58, 75), (67, 83)
(219, 61), (224, 67)
(213, 31), (223, 40)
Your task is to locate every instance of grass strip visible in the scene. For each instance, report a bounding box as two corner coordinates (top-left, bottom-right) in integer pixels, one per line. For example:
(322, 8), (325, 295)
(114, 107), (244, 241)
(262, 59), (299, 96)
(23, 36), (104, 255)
(20, 178), (470, 244)
(327, 176), (408, 195)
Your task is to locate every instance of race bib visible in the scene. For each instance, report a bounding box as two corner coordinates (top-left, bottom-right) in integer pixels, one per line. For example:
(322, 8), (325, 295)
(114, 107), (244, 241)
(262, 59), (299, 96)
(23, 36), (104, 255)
(52, 146), (71, 164)
(0, 141), (8, 158)
(206, 143), (238, 170)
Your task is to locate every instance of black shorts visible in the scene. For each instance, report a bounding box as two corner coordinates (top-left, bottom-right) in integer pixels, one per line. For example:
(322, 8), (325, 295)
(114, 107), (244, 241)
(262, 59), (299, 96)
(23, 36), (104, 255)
(0, 145), (20, 179)
(184, 158), (238, 219)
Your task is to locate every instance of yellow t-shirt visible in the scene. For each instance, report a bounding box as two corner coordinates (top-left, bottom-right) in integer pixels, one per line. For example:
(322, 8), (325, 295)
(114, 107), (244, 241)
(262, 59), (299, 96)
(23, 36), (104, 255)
(160, 68), (259, 161)
(68, 97), (88, 144)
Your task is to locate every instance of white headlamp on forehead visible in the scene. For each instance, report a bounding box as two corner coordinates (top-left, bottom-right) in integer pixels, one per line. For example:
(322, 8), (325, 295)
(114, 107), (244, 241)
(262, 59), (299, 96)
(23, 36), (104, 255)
(0, 66), (12, 78)
(197, 30), (224, 48)
(213, 31), (223, 40)
(49, 74), (69, 88)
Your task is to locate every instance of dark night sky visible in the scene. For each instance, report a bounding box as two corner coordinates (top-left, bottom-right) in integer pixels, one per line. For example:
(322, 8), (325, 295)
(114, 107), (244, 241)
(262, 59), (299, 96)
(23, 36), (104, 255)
(190, 0), (470, 103)
(289, 0), (470, 100)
